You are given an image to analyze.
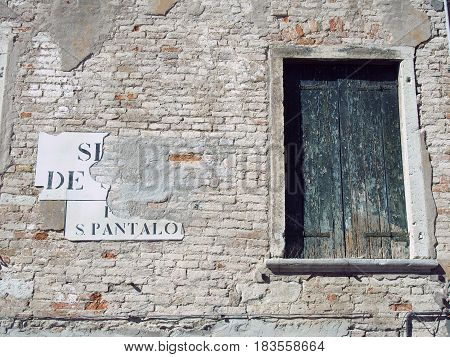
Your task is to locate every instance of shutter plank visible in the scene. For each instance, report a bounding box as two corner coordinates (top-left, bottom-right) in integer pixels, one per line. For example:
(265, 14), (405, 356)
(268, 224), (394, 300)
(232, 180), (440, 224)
(361, 86), (390, 258)
(300, 85), (324, 258)
(329, 77), (345, 258)
(299, 68), (340, 258)
(340, 79), (369, 258)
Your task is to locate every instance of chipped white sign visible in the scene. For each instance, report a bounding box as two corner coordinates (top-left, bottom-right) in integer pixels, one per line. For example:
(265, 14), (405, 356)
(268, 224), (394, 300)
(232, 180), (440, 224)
(35, 132), (109, 201)
(35, 132), (184, 241)
(65, 201), (184, 241)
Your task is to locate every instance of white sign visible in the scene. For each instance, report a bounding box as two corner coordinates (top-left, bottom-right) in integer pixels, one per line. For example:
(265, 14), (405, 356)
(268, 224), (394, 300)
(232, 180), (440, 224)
(65, 201), (184, 241)
(35, 132), (109, 201)
(35, 132), (184, 241)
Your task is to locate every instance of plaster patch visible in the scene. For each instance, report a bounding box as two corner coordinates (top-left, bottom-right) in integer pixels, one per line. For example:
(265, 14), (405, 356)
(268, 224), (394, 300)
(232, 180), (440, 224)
(0, 276), (34, 299)
(236, 283), (268, 303)
(49, 0), (118, 71)
(382, 1), (431, 47)
(149, 0), (178, 16)
(431, 0), (444, 12)
(0, 2), (17, 20)
(92, 136), (237, 222)
(265, 281), (301, 303)
(248, 0), (269, 26)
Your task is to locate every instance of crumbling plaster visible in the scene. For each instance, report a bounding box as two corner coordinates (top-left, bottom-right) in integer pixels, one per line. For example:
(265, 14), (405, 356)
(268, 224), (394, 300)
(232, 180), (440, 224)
(382, 0), (432, 47)
(49, 0), (119, 72)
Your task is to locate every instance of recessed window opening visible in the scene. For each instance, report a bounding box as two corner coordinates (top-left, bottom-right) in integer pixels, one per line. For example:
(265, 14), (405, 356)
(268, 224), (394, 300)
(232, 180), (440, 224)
(283, 60), (408, 259)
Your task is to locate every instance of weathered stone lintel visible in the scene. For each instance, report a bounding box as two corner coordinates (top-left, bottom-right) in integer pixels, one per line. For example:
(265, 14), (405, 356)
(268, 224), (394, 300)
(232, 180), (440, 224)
(266, 259), (441, 275)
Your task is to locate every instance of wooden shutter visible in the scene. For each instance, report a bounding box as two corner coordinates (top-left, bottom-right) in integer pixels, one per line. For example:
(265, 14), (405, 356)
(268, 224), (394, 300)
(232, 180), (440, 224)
(284, 62), (408, 259)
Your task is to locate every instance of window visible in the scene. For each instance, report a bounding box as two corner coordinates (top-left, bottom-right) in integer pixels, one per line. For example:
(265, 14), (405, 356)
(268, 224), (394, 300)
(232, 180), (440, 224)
(283, 61), (408, 259)
(268, 46), (437, 272)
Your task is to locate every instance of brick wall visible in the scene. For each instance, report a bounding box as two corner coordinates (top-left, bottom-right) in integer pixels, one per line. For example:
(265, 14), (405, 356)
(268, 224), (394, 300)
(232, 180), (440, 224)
(0, 0), (448, 336)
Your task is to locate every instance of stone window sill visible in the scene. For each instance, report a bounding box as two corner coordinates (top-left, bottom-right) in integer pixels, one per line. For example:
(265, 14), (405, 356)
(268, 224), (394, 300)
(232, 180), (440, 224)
(266, 258), (440, 275)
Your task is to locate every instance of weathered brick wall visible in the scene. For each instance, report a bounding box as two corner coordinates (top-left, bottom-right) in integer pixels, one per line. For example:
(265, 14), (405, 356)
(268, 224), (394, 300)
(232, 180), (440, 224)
(0, 0), (448, 336)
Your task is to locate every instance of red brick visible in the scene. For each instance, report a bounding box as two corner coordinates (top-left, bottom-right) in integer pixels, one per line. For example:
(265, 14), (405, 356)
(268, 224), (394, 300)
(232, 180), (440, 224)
(20, 112), (32, 118)
(389, 302), (412, 312)
(34, 231), (48, 240)
(51, 302), (79, 310)
(327, 293), (338, 302)
(169, 153), (202, 163)
(101, 251), (117, 259)
(295, 24), (305, 37)
(161, 45), (181, 53)
(329, 17), (344, 32)
(85, 293), (108, 311)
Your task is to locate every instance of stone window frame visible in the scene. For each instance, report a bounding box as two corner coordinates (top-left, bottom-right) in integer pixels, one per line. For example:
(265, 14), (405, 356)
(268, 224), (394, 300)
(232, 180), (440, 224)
(0, 34), (8, 133)
(267, 45), (438, 274)
(0, 30), (11, 174)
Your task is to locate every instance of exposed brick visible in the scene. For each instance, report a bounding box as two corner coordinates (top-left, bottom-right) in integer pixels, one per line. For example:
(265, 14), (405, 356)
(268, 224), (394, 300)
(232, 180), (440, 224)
(295, 24), (304, 37)
(389, 302), (413, 312)
(33, 231), (49, 241)
(297, 38), (316, 45)
(161, 45), (181, 53)
(101, 251), (117, 259)
(84, 293), (108, 311)
(329, 17), (344, 32)
(51, 302), (79, 310)
(169, 153), (202, 162)
(0, 255), (10, 265)
(327, 293), (338, 302)
(20, 112), (32, 118)
(13, 231), (27, 239)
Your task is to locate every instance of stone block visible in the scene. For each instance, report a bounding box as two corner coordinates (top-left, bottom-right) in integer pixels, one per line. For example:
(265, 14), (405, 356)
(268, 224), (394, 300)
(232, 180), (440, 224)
(37, 201), (66, 231)
(265, 281), (301, 303)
